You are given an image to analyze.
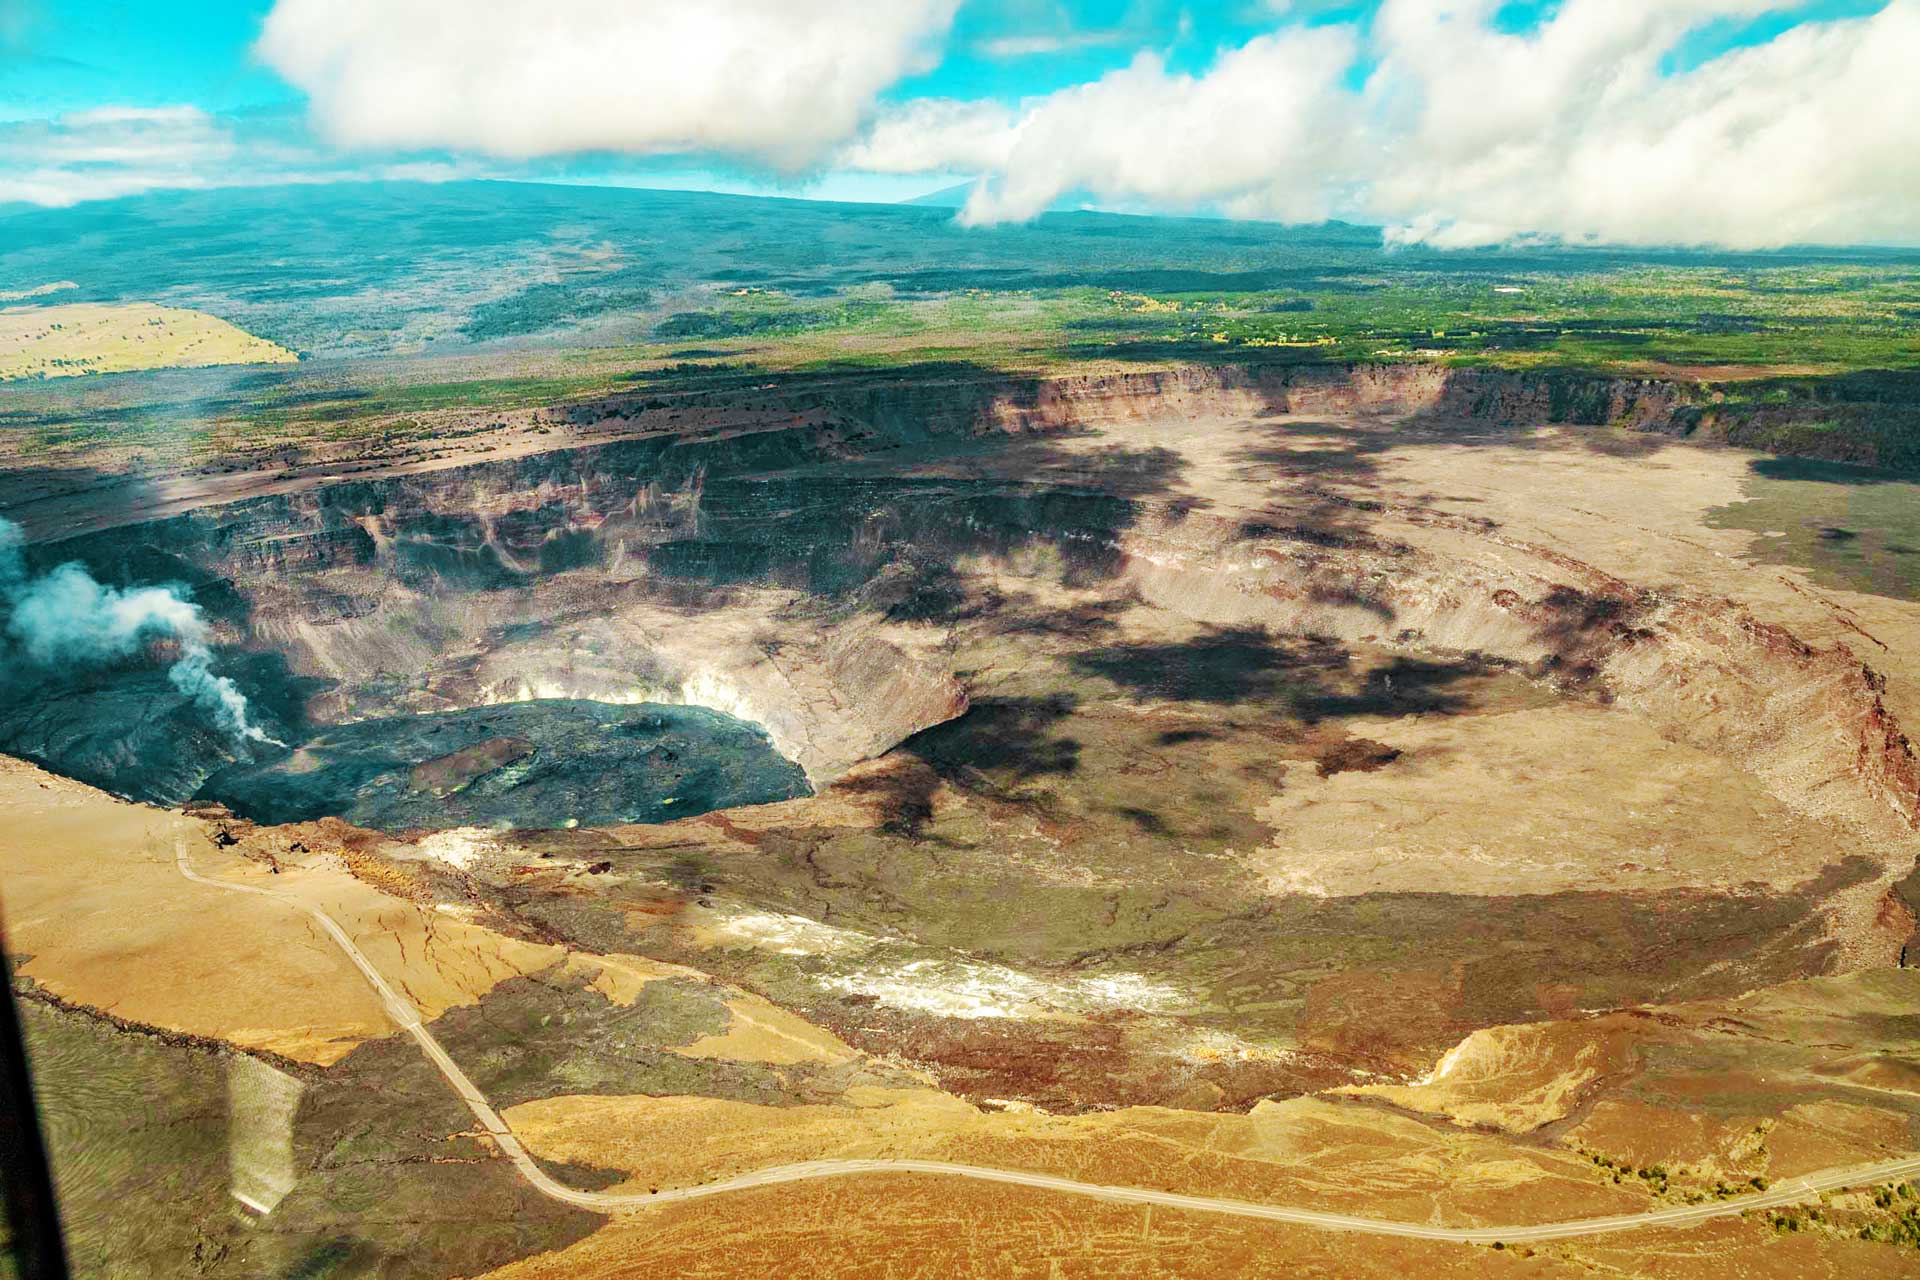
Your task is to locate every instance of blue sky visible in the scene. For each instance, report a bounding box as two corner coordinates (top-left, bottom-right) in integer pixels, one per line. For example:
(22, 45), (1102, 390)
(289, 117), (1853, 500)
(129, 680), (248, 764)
(0, 1), (288, 117)
(1, 1), (1915, 246)
(2, 1), (1303, 137)
(7, 1), (1884, 116)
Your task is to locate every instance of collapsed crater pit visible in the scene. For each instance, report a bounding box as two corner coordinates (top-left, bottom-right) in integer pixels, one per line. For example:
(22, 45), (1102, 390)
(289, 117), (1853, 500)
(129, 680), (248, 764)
(5, 363), (1919, 1104)
(195, 699), (810, 832)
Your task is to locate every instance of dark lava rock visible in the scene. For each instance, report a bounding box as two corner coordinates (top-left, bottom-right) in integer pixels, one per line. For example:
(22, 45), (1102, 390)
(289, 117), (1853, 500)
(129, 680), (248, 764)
(0, 669), (260, 806)
(194, 699), (809, 831)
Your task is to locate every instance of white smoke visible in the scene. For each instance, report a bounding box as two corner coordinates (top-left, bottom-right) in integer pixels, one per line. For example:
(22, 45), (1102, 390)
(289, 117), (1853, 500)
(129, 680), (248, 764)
(0, 518), (278, 746)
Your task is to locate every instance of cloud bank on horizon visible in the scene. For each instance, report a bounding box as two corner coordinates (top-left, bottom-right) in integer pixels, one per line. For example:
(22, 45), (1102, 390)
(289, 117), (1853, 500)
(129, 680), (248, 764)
(4, 0), (1918, 249)
(931, 0), (1920, 248)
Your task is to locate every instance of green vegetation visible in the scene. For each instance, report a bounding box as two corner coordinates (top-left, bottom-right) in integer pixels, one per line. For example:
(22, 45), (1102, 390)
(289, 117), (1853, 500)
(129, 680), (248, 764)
(1858, 1182), (1920, 1247)
(4, 181), (1913, 373)
(655, 285), (909, 341)
(1578, 1147), (1773, 1202)
(1771, 1207), (1819, 1232)
(461, 279), (654, 341)
(1057, 265), (1920, 373)
(3, 181), (1919, 471)
(1745, 1181), (1920, 1250)
(630, 265), (1920, 382)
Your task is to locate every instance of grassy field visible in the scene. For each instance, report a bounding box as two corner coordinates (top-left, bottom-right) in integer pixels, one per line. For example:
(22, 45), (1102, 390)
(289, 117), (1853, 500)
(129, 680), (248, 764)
(0, 302), (297, 381)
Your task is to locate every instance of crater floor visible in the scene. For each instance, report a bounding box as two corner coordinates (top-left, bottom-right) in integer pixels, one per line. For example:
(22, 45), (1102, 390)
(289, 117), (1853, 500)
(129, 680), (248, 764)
(198, 699), (810, 831)
(7, 365), (1920, 1278)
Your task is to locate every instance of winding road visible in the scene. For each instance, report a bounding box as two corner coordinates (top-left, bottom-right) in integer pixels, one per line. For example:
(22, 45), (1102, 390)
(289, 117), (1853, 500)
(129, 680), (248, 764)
(174, 839), (1920, 1243)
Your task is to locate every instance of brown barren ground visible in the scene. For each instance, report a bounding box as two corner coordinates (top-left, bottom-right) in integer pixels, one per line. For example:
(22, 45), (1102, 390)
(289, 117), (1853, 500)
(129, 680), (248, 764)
(470, 1174), (1911, 1280)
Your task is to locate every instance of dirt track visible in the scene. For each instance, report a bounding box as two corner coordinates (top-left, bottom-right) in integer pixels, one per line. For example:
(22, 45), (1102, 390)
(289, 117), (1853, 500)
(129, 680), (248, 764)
(172, 835), (1920, 1243)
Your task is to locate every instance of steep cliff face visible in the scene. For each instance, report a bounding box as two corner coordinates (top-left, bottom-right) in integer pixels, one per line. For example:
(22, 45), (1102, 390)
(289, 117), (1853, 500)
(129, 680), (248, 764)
(563, 361), (1700, 439)
(22, 465), (973, 797)
(783, 359), (1890, 465)
(1, 359), (1896, 550)
(562, 361), (1701, 441)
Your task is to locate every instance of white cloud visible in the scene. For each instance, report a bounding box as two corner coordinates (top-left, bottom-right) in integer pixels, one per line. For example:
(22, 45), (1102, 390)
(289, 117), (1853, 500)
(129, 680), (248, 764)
(9, 0), (1916, 249)
(0, 106), (233, 205)
(0, 167), (207, 208)
(0, 104), (481, 208)
(954, 27), (1362, 226)
(850, 0), (1920, 248)
(257, 0), (962, 170)
(1365, 0), (1920, 247)
(976, 29), (1131, 58)
(840, 99), (1023, 174)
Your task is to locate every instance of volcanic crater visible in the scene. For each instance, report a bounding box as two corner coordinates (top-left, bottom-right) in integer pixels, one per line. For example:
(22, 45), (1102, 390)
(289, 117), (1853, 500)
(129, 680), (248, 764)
(6, 364), (1918, 1122)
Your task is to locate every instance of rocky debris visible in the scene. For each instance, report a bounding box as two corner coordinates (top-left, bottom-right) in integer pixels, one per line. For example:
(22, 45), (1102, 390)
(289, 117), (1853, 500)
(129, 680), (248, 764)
(1313, 736), (1402, 777)
(410, 735), (537, 799)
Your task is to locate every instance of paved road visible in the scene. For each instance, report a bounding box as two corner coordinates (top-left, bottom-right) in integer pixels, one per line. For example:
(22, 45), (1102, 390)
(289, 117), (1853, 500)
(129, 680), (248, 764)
(174, 839), (1920, 1240)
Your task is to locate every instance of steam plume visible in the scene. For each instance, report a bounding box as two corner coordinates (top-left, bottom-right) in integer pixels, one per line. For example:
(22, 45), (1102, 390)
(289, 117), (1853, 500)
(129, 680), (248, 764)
(0, 518), (278, 745)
